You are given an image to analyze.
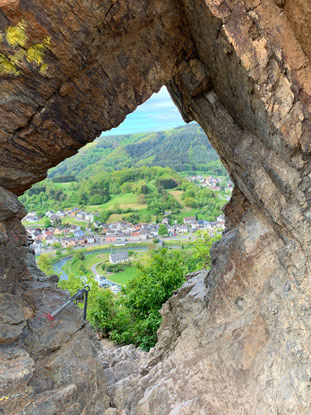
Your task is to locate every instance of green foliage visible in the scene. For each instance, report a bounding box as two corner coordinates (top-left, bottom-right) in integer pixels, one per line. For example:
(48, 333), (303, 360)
(48, 123), (227, 178)
(97, 210), (111, 223)
(156, 177), (178, 189)
(56, 235), (220, 351)
(184, 196), (197, 208)
(89, 289), (119, 337)
(106, 263), (125, 272)
(158, 224), (168, 236)
(52, 242), (62, 249)
(43, 218), (52, 228)
(37, 254), (53, 274)
(91, 249), (187, 350)
(52, 175), (76, 183)
(74, 252), (85, 261)
(58, 273), (108, 325)
(191, 231), (221, 270)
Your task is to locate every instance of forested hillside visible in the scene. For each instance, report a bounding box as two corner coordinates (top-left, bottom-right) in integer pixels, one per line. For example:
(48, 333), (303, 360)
(20, 166), (228, 224)
(49, 123), (226, 179)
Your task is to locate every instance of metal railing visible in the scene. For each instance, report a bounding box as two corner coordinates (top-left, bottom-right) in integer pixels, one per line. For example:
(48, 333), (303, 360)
(46, 285), (90, 321)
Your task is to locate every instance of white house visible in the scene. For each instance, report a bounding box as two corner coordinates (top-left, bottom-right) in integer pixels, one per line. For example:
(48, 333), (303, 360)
(24, 212), (39, 222)
(45, 211), (54, 218)
(109, 251), (129, 264)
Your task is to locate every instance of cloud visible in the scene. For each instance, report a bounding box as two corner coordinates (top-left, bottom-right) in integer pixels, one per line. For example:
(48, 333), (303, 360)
(101, 86), (185, 136)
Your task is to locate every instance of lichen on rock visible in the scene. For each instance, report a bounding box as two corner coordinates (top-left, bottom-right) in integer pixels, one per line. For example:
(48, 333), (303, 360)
(6, 21), (27, 49)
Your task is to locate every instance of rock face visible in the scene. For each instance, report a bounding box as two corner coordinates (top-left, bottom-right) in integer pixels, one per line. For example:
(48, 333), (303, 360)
(2, 0), (311, 414)
(0, 191), (109, 414)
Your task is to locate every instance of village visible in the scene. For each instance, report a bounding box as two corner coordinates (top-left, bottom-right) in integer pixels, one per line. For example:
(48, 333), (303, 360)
(24, 207), (226, 255)
(185, 174), (233, 192)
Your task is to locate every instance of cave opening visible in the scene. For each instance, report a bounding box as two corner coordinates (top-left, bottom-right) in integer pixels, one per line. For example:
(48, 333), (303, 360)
(19, 83), (230, 352)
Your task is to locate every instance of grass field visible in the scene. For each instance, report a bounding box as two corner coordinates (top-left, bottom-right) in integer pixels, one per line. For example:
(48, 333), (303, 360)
(175, 209), (198, 220)
(107, 266), (138, 284)
(87, 193), (147, 213)
(61, 217), (88, 226)
(168, 190), (184, 205)
(83, 252), (109, 272)
(22, 220), (45, 227)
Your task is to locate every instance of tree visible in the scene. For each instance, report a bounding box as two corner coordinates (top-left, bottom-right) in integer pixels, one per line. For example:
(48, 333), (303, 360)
(74, 252), (85, 261)
(56, 249), (63, 258)
(52, 217), (62, 227)
(97, 210), (111, 223)
(158, 224), (168, 236)
(44, 218), (52, 228)
(192, 231), (221, 270)
(137, 194), (146, 204)
(121, 182), (132, 193)
(89, 289), (118, 337)
(113, 249), (187, 350)
(37, 254), (53, 274)
(52, 242), (61, 249)
(91, 249), (187, 351)
(184, 197), (197, 208)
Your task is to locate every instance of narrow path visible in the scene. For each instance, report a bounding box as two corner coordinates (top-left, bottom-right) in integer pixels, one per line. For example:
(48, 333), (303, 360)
(91, 262), (101, 277)
(91, 261), (121, 287)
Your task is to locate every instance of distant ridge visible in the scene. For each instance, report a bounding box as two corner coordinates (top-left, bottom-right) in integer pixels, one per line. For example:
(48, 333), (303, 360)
(49, 123), (226, 179)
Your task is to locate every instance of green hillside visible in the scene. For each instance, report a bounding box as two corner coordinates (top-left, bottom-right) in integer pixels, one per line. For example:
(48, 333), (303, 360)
(21, 166), (228, 224)
(48, 123), (226, 179)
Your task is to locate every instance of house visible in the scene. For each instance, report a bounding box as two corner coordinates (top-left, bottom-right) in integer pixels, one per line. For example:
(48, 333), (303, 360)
(191, 221), (200, 230)
(76, 212), (85, 220)
(105, 234), (116, 243)
(33, 228), (42, 237)
(74, 229), (84, 238)
(86, 235), (95, 244)
(109, 251), (129, 264)
(61, 238), (75, 248)
(198, 220), (205, 228)
(45, 211), (54, 218)
(45, 234), (55, 244)
(203, 221), (212, 231)
(70, 207), (79, 216)
(130, 232), (140, 241)
(140, 230), (148, 240)
(24, 212), (39, 222)
(184, 217), (196, 225)
(84, 213), (95, 223)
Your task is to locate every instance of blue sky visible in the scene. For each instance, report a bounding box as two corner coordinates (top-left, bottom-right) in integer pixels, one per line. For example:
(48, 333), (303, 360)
(101, 86), (186, 136)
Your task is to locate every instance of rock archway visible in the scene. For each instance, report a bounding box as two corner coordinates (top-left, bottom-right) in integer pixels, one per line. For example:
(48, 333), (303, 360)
(1, 0), (311, 414)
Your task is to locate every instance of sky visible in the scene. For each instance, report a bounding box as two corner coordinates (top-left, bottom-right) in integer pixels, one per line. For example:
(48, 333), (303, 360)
(100, 86), (186, 136)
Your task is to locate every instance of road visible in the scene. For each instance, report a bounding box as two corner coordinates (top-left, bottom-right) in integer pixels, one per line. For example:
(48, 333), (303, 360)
(91, 262), (101, 278)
